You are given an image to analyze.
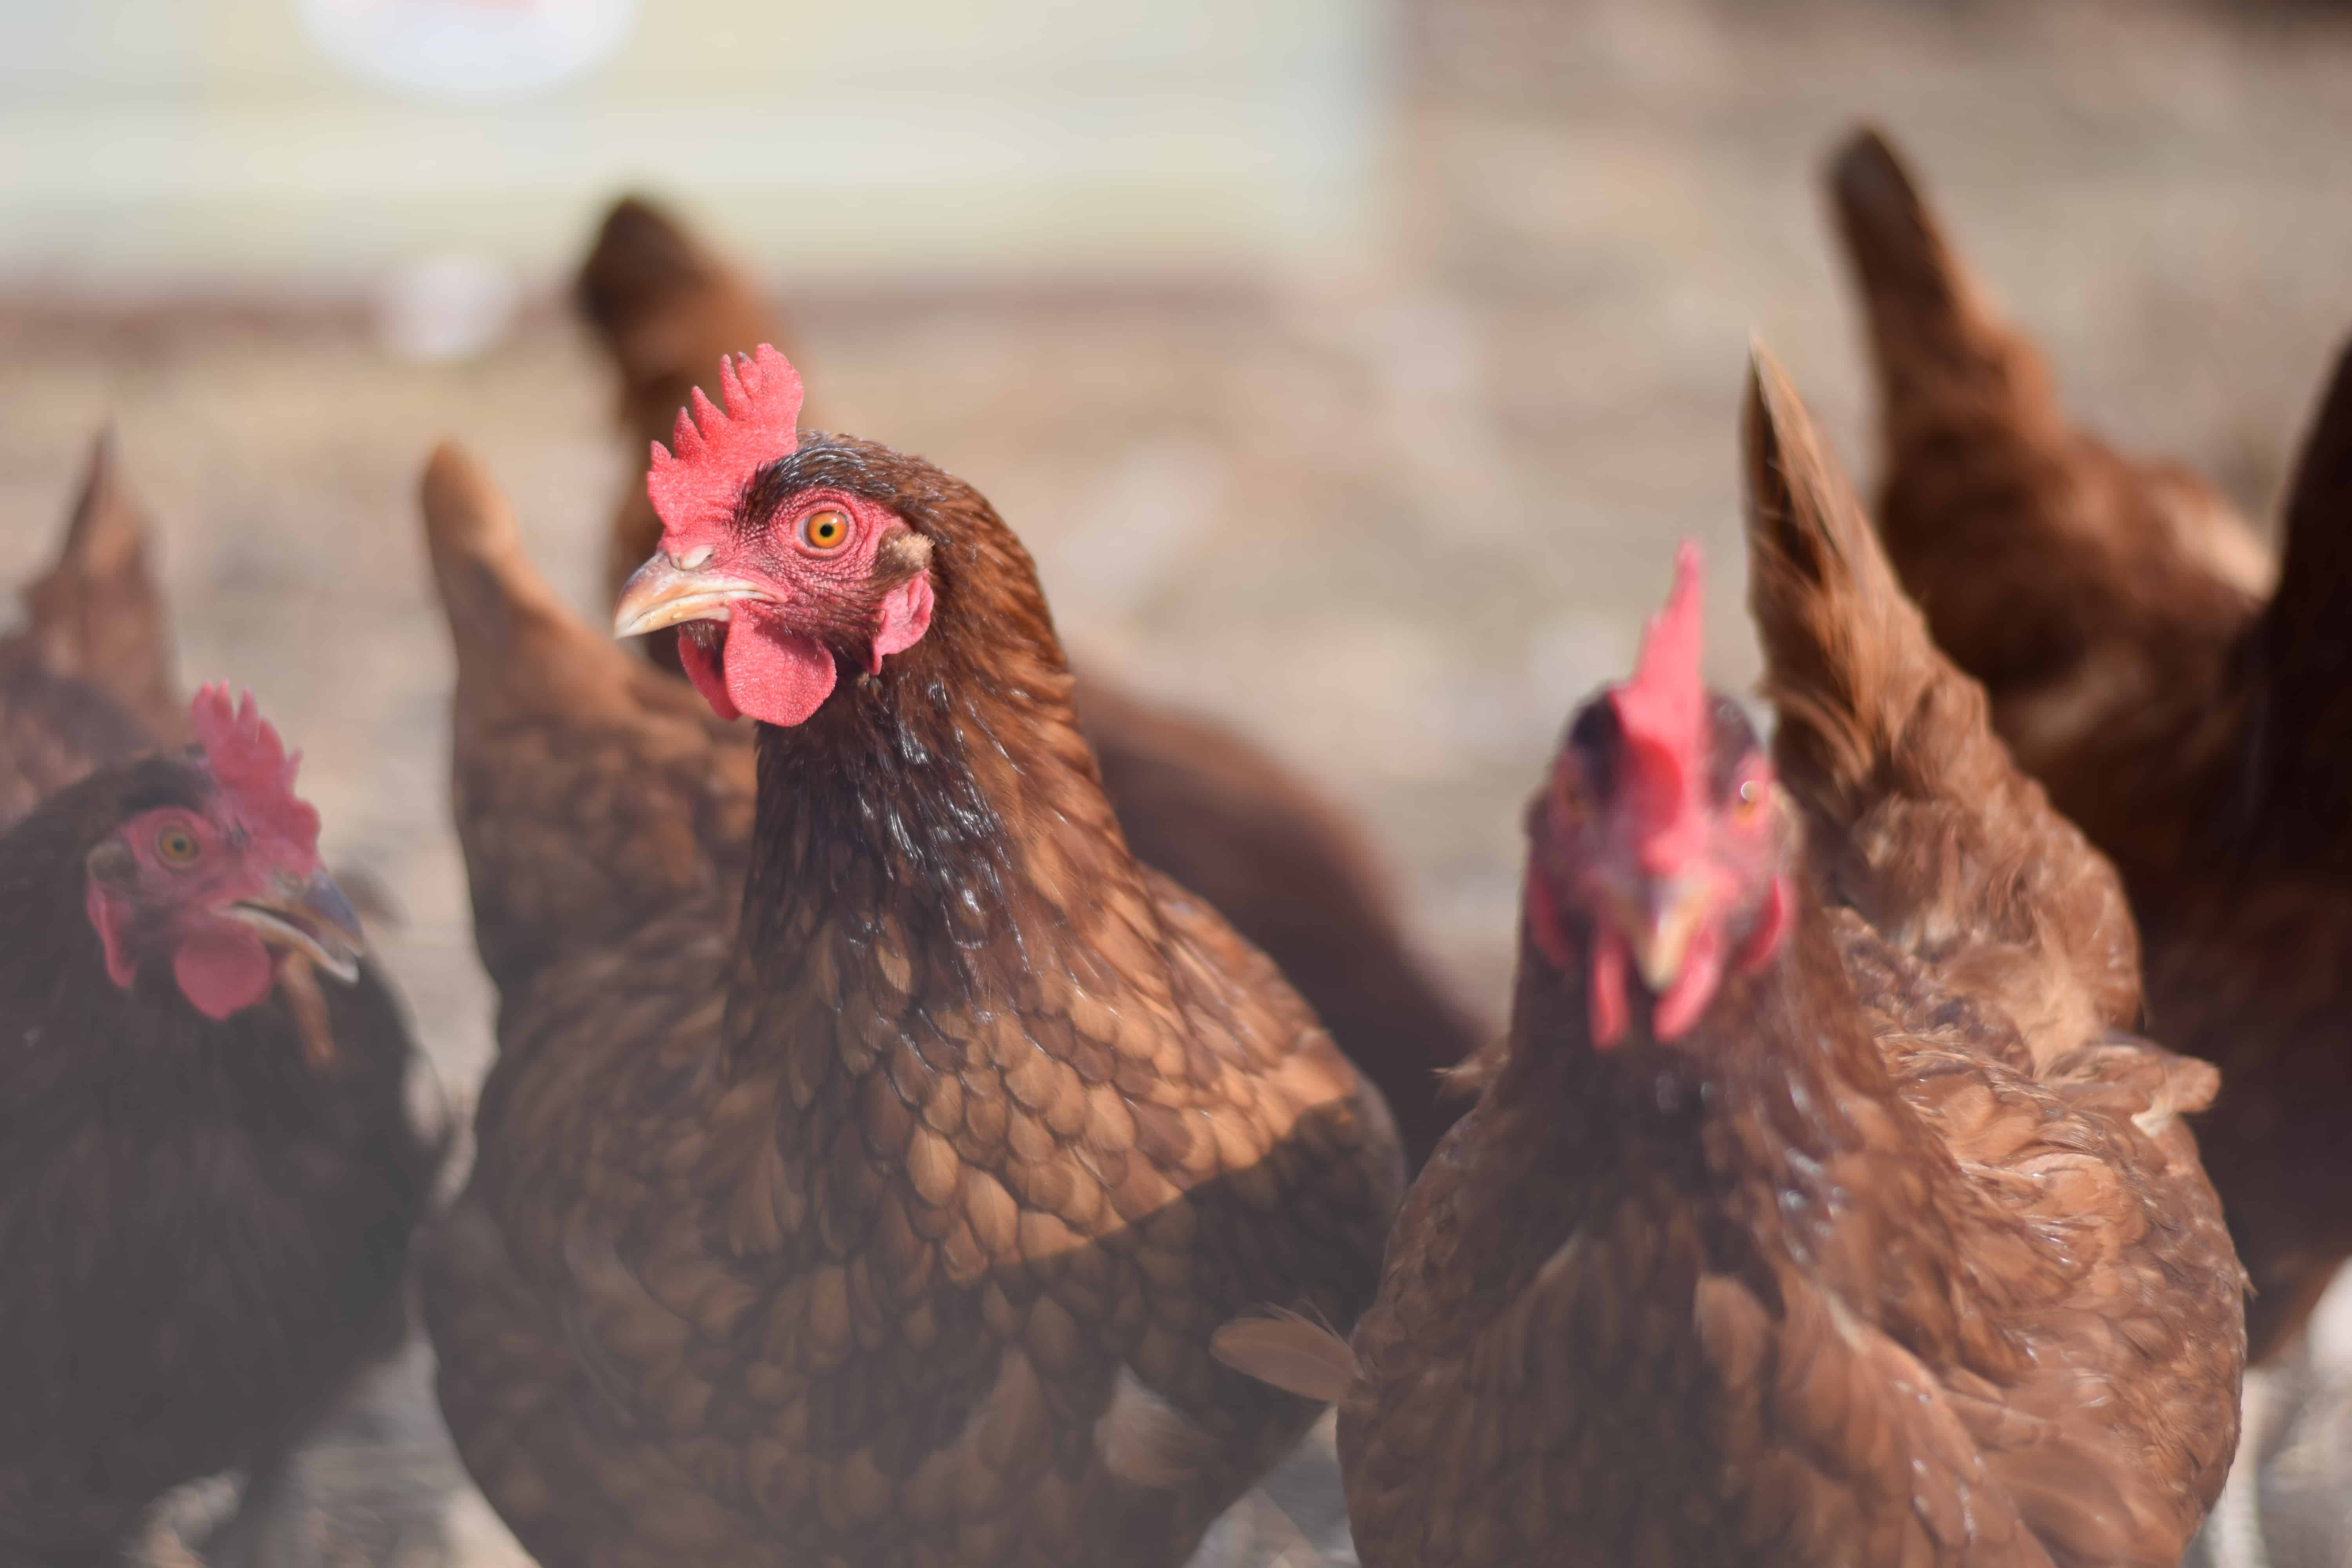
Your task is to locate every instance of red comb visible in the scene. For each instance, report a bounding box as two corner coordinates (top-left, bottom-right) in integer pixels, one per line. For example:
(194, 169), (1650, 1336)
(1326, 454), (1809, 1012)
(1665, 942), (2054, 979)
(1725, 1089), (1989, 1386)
(645, 343), (804, 551)
(189, 683), (321, 853)
(1610, 541), (1709, 873)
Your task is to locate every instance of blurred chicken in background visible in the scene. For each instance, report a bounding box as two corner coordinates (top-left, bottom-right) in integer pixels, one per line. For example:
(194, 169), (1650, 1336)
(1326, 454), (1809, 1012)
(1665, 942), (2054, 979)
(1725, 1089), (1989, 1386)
(0, 448), (440, 1567)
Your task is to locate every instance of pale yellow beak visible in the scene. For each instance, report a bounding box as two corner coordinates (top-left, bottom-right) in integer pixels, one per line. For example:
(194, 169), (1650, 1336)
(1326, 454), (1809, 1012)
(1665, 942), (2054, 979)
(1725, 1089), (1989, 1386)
(1607, 877), (1713, 992)
(612, 554), (776, 639)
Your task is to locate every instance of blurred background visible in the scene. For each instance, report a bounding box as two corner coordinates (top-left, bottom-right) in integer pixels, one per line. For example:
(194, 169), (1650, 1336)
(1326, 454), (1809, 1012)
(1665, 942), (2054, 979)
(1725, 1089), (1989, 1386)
(4, 0), (2352, 1563)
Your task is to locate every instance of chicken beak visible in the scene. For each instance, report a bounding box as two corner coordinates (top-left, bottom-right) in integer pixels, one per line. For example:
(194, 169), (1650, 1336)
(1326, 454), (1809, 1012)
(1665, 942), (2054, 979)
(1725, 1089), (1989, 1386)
(225, 868), (365, 984)
(613, 554), (775, 639)
(1610, 877), (1712, 993)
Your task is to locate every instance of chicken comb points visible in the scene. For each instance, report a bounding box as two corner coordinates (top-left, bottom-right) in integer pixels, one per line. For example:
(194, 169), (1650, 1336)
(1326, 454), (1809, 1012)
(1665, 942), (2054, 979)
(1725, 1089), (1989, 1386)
(645, 343), (804, 551)
(1611, 542), (1709, 873)
(189, 682), (322, 852)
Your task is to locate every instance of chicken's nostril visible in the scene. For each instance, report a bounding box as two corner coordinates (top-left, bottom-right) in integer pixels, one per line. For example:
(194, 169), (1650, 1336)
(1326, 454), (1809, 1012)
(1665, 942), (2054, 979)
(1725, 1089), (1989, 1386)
(674, 546), (713, 570)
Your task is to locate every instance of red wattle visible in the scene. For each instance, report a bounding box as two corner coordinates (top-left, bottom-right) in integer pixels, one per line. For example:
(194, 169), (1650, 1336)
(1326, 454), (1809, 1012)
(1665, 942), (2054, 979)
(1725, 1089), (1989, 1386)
(720, 608), (838, 727)
(172, 926), (275, 1020)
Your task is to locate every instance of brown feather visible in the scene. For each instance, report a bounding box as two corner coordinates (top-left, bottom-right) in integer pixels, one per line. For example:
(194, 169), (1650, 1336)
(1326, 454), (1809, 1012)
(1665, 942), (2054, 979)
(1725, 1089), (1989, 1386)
(1211, 1309), (1359, 1404)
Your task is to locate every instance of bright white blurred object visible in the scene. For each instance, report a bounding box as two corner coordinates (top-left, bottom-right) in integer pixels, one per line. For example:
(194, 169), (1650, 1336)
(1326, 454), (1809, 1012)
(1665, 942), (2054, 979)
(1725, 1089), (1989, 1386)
(0, 0), (1379, 294)
(298, 0), (638, 104)
(374, 253), (521, 361)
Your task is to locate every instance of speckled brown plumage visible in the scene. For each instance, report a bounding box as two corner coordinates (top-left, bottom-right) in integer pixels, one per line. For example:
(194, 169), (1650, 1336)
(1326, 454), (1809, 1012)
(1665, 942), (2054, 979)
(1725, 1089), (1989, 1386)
(0, 429), (188, 833)
(0, 448), (437, 1563)
(1313, 356), (2243, 1568)
(417, 438), (1403, 1567)
(573, 194), (1483, 1165)
(1830, 124), (2352, 1360)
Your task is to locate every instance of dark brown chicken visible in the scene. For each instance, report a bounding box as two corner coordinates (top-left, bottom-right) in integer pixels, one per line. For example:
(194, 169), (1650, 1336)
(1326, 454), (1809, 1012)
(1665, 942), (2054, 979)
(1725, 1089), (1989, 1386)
(418, 343), (1403, 1566)
(1221, 353), (2245, 1566)
(575, 194), (1482, 1163)
(0, 428), (188, 831)
(0, 682), (437, 1566)
(1831, 124), (2352, 1360)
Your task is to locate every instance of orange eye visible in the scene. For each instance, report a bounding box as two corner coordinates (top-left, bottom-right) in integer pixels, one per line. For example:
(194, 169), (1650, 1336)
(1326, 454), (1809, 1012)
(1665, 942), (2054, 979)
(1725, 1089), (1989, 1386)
(802, 508), (850, 551)
(156, 826), (200, 864)
(1734, 778), (1766, 817)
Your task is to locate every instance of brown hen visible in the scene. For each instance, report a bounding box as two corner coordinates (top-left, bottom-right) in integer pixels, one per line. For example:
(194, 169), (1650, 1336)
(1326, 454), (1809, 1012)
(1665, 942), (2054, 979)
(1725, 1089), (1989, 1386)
(1223, 352), (2245, 1567)
(574, 193), (1482, 1164)
(1831, 124), (2352, 1359)
(418, 363), (1403, 1567)
(0, 685), (437, 1567)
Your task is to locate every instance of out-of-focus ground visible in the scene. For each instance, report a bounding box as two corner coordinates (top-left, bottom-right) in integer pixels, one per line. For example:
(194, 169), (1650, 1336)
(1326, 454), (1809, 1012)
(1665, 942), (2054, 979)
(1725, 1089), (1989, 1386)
(5, 0), (2352, 1563)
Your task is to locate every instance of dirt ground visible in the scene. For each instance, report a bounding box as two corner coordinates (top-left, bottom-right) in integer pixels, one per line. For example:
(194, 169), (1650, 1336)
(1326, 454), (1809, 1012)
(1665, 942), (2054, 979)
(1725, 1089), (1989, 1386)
(4, 0), (2351, 1563)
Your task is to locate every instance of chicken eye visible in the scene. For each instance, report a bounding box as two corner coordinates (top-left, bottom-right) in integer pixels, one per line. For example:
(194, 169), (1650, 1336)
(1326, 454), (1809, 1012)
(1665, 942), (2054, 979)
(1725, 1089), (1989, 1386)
(801, 508), (851, 551)
(155, 825), (201, 864)
(1733, 778), (1766, 818)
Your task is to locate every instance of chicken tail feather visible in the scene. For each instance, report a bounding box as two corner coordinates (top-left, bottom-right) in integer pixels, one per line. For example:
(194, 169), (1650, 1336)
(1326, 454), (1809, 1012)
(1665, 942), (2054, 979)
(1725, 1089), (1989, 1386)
(1827, 125), (2054, 471)
(1744, 344), (2144, 1037)
(1742, 345), (1944, 832)
(1210, 1308), (1359, 1405)
(420, 442), (634, 718)
(22, 425), (186, 742)
(2246, 337), (2352, 842)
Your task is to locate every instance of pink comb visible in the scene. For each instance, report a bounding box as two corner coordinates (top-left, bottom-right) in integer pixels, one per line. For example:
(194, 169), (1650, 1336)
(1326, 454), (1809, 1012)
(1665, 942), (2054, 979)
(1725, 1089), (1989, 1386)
(189, 683), (322, 852)
(645, 343), (804, 551)
(1610, 541), (1709, 874)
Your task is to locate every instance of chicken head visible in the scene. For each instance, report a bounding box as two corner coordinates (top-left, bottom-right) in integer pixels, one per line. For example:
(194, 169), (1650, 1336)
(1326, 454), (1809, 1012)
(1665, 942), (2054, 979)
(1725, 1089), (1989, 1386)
(612, 343), (935, 724)
(82, 683), (362, 1020)
(1526, 543), (1793, 1047)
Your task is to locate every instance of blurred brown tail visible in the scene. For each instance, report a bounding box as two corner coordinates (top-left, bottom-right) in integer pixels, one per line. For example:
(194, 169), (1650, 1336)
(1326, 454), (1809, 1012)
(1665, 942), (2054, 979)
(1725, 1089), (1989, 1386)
(22, 428), (186, 744)
(1827, 126), (2058, 465)
(2245, 338), (2352, 848)
(419, 442), (641, 724)
(575, 195), (788, 633)
(1743, 346), (2142, 1036)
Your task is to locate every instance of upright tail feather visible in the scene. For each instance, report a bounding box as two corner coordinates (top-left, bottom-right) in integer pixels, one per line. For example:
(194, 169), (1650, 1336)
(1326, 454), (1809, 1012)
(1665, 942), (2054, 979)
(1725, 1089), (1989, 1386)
(1827, 126), (2057, 459)
(22, 427), (186, 743)
(420, 442), (642, 722)
(575, 195), (790, 629)
(1742, 347), (1950, 835)
(2244, 338), (2352, 850)
(1742, 346), (2142, 1040)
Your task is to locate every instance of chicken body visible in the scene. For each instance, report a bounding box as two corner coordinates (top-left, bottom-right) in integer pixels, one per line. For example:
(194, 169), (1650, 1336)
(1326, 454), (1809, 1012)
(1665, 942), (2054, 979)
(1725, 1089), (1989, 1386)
(575, 195), (1483, 1164)
(1297, 358), (2243, 1567)
(419, 438), (1402, 1568)
(1830, 125), (2352, 1358)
